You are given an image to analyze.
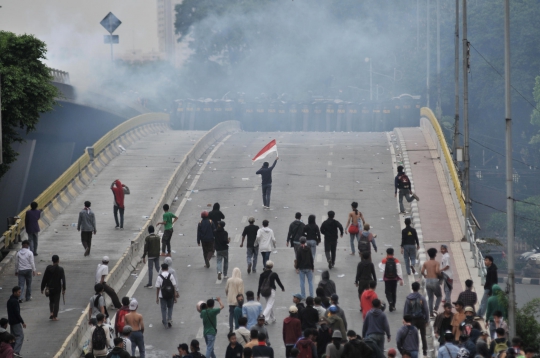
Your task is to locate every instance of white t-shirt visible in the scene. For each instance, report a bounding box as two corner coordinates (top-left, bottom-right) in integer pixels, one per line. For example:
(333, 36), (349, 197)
(155, 271), (177, 298)
(96, 263), (109, 284)
(441, 253), (453, 279)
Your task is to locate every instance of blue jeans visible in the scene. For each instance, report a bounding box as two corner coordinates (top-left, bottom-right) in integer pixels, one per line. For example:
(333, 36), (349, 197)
(247, 246), (259, 272)
(399, 188), (415, 212)
(10, 323), (24, 354)
(18, 269), (33, 301)
(402, 245), (416, 274)
(477, 288), (491, 318)
(28, 233), (38, 254)
(160, 297), (174, 325)
(216, 250), (229, 276)
(299, 269), (313, 298)
(350, 233), (359, 253)
(204, 334), (217, 358)
(261, 251), (271, 268)
(410, 350), (419, 358)
(262, 184), (272, 207)
(147, 257), (159, 285)
(307, 240), (317, 260)
(113, 205), (124, 228)
(426, 278), (442, 315)
(130, 330), (145, 358)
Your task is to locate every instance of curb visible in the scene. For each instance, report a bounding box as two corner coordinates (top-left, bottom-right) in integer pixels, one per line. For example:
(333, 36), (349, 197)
(498, 277), (540, 285)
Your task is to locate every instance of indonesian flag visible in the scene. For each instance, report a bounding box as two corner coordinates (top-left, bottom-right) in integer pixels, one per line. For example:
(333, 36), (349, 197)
(252, 139), (278, 162)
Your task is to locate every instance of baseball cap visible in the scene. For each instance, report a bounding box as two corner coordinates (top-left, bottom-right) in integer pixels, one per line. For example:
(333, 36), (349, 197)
(257, 314), (265, 320)
(464, 306), (474, 313)
(329, 305), (338, 313)
(388, 348), (397, 357)
(330, 293), (339, 302)
(122, 325), (132, 334)
(452, 300), (464, 307)
(102, 256), (110, 262)
(129, 298), (138, 310)
(289, 305), (298, 313)
(293, 293), (303, 300)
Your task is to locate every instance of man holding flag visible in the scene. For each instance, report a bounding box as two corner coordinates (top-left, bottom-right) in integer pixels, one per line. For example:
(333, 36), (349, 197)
(253, 139), (279, 209)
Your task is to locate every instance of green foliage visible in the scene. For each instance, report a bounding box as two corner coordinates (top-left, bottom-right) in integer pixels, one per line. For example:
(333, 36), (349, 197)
(516, 298), (540, 350)
(0, 31), (58, 179)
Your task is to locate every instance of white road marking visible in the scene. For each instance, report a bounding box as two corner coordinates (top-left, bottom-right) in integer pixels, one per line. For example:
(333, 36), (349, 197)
(196, 327), (203, 338)
(248, 199), (253, 206)
(109, 264), (149, 325)
(241, 216), (247, 223)
(187, 175), (191, 179)
(316, 254), (322, 262)
(234, 234), (241, 242)
(325, 185), (330, 191)
(324, 200), (329, 206)
(327, 173), (331, 178)
(328, 161), (332, 166)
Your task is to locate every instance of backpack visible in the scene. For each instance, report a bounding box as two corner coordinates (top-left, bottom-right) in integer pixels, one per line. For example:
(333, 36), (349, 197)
(115, 307), (129, 334)
(296, 338), (314, 358)
(493, 340), (508, 357)
(384, 258), (398, 280)
(460, 320), (473, 337)
(398, 173), (411, 190)
(364, 337), (385, 358)
(159, 273), (175, 300)
(92, 325), (107, 351)
(260, 272), (275, 298)
(317, 324), (333, 356)
(458, 348), (471, 358)
(407, 297), (424, 318)
(359, 232), (371, 253)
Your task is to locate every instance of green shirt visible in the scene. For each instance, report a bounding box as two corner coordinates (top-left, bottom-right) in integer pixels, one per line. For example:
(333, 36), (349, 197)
(200, 308), (221, 335)
(163, 212), (176, 230)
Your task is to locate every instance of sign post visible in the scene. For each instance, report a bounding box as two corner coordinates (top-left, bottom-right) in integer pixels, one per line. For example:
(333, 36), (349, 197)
(100, 12), (122, 62)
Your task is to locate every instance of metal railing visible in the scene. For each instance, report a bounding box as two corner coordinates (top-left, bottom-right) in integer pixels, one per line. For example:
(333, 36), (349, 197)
(49, 68), (70, 84)
(468, 219), (487, 284)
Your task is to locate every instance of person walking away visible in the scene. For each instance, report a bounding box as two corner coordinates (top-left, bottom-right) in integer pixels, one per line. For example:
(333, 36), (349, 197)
(0, 318), (9, 343)
(159, 257), (180, 298)
(317, 320), (333, 357)
(252, 332), (274, 358)
(156, 263), (178, 328)
(234, 316), (250, 347)
(299, 297), (319, 331)
(208, 203), (225, 226)
(434, 303), (454, 345)
(401, 218), (419, 275)
(250, 315), (271, 346)
(225, 332), (244, 358)
(477, 255), (498, 319)
(450, 301), (466, 343)
(379, 248), (404, 312)
(294, 329), (318, 358)
(437, 331), (459, 358)
(314, 297), (326, 319)
(295, 237), (314, 299)
(243, 291), (263, 329)
(287, 212), (305, 254)
(88, 284), (107, 325)
(215, 221), (230, 280)
(318, 270), (336, 297)
(226, 268), (245, 333)
(394, 165), (419, 214)
(361, 281), (378, 318)
(421, 248), (442, 317)
(15, 240), (35, 302)
(7, 286), (25, 355)
(476, 330), (490, 358)
(396, 315), (420, 358)
(342, 330), (374, 358)
(200, 297), (224, 358)
(292, 294), (306, 317)
(356, 252), (377, 311)
(125, 299), (145, 358)
(256, 157), (278, 209)
(326, 330), (345, 358)
(325, 294), (348, 329)
(241, 217), (260, 274)
(358, 224), (378, 262)
(96, 256), (122, 309)
(362, 299), (391, 352)
(282, 306), (301, 358)
(189, 339), (206, 358)
(457, 280), (478, 309)
(489, 328), (510, 358)
(316, 287), (330, 309)
(326, 305), (346, 340)
(403, 282), (429, 356)
(115, 297), (130, 337)
(233, 294), (244, 329)
(257, 261), (284, 324)
(0, 333), (15, 358)
(197, 210), (216, 268)
(107, 337), (131, 358)
(78, 201), (97, 256)
(320, 211), (343, 269)
(89, 313), (113, 357)
(142, 225), (161, 288)
(244, 329), (260, 350)
(25, 201), (42, 256)
(41, 254), (66, 321)
(111, 180), (130, 229)
(256, 220), (276, 267)
(486, 285), (507, 338)
(345, 202), (366, 256)
(440, 245), (454, 304)
(302, 215), (321, 259)
(157, 204), (178, 257)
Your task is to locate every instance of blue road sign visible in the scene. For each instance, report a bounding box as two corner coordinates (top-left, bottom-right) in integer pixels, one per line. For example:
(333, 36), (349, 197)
(100, 12), (121, 34)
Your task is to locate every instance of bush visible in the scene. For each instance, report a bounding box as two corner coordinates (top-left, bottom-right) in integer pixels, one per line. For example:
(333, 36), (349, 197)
(515, 298), (540, 350)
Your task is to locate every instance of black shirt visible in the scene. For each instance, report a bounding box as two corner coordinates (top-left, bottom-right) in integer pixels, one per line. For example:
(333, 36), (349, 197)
(252, 345), (274, 358)
(320, 218), (344, 240)
(256, 160), (277, 185)
(214, 228), (229, 251)
(401, 226), (419, 247)
(225, 343), (243, 358)
(257, 270), (285, 297)
(242, 224), (260, 248)
(208, 209), (225, 225)
(299, 305), (319, 330)
(303, 224), (321, 243)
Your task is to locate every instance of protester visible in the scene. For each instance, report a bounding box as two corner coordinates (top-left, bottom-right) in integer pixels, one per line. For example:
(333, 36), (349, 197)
(489, 330), (510, 358)
(15, 240), (35, 303)
(477, 255), (498, 318)
(257, 261), (284, 324)
(200, 297), (224, 358)
(317, 320), (333, 357)
(157, 204), (178, 257)
(24, 201), (42, 256)
(125, 299), (144, 358)
(326, 294), (348, 329)
(434, 303), (454, 344)
(342, 330), (374, 358)
(302, 215), (321, 259)
(358, 223), (378, 262)
(243, 291), (263, 329)
(235, 316), (251, 347)
(0, 318), (9, 343)
(95, 256), (122, 309)
(233, 294), (244, 329)
(394, 165), (419, 214)
(403, 282), (429, 356)
(215, 221), (231, 280)
(88, 284), (107, 324)
(110, 179), (130, 230)
(189, 339), (205, 358)
(457, 279), (478, 309)
(208, 202), (225, 226)
(88, 313), (113, 358)
(40, 254), (66, 321)
(299, 297), (319, 331)
(244, 347), (253, 358)
(173, 342), (189, 358)
(107, 337), (131, 358)
(379, 248), (404, 312)
(250, 315), (271, 346)
(400, 217), (419, 275)
(361, 281), (379, 318)
(326, 331), (345, 358)
(7, 286), (25, 356)
(320, 210), (343, 268)
(256, 157), (278, 209)
(292, 294), (306, 317)
(252, 332), (274, 357)
(0, 333), (14, 358)
(362, 299), (391, 351)
(256, 220), (277, 267)
(197, 210), (216, 268)
(295, 328), (318, 358)
(296, 237), (314, 299)
(244, 329), (260, 349)
(396, 315), (419, 358)
(287, 212), (305, 255)
(438, 331), (460, 358)
(159, 257), (180, 298)
(283, 306), (302, 358)
(318, 270), (336, 297)
(120, 325), (132, 353)
(78, 200), (97, 256)
(451, 300), (466, 343)
(225, 332), (244, 358)
(476, 330), (490, 358)
(313, 297), (326, 319)
(491, 310), (509, 340)
(356, 252), (377, 311)
(486, 285), (508, 338)
(156, 263), (178, 328)
(345, 202), (366, 256)
(421, 248), (442, 317)
(316, 287), (330, 309)
(440, 245), (454, 304)
(142, 225), (161, 288)
(241, 217), (260, 274)
(226, 268), (245, 332)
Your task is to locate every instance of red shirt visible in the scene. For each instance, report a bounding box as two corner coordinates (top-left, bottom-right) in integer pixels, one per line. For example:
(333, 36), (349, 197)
(361, 290), (378, 319)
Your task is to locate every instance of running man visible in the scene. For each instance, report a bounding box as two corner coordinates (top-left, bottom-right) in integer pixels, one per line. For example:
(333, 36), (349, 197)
(156, 204), (178, 257)
(345, 202), (366, 256)
(255, 157), (278, 209)
(394, 166), (419, 214)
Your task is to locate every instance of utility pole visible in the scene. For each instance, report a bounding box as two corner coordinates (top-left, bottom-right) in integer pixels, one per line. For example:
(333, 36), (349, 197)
(436, 0), (442, 118)
(463, 0), (470, 241)
(504, 0), (516, 338)
(417, 0), (420, 51)
(0, 74), (2, 165)
(453, 0), (460, 160)
(426, 0), (430, 108)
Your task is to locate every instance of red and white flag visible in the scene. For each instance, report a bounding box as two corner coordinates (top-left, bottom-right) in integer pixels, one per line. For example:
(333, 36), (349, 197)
(252, 139), (278, 162)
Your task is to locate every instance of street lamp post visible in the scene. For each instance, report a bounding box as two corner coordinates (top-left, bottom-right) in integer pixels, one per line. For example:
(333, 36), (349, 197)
(365, 58), (373, 101)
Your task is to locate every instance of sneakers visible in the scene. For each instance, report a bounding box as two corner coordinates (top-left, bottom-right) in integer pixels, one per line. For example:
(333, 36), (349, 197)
(144, 284), (153, 289)
(247, 263), (252, 274)
(412, 193), (420, 201)
(411, 266), (417, 275)
(328, 260), (332, 269)
(218, 272), (222, 280)
(224, 275), (228, 279)
(252, 269), (257, 273)
(84, 247), (90, 257)
(168, 320), (172, 328)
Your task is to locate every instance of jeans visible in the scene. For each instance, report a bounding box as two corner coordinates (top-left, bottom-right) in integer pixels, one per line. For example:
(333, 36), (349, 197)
(11, 323), (24, 354)
(262, 184), (272, 207)
(103, 282), (122, 309)
(299, 269), (313, 298)
(216, 250), (229, 276)
(367, 332), (385, 352)
(18, 269), (32, 301)
(113, 205), (124, 228)
(324, 239), (337, 264)
(49, 290), (61, 318)
(162, 229), (173, 254)
(350, 233), (359, 253)
(204, 334), (217, 358)
(147, 257), (160, 285)
(402, 245), (417, 274)
(229, 305), (236, 332)
(28, 232), (38, 254)
(261, 251), (271, 268)
(426, 278), (442, 315)
(130, 331), (145, 358)
(410, 351), (419, 358)
(384, 280), (398, 308)
(81, 231), (93, 253)
(477, 289), (490, 318)
(412, 317), (428, 354)
(263, 289), (276, 322)
(399, 188), (415, 212)
(202, 241), (214, 267)
(160, 297), (174, 325)
(306, 240), (317, 260)
(246, 246), (259, 272)
(441, 278), (452, 302)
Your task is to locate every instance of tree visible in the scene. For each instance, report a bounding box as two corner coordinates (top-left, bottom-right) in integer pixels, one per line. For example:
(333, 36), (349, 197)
(0, 31), (58, 179)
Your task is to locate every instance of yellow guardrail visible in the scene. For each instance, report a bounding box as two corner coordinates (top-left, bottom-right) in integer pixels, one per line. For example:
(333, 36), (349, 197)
(421, 107), (465, 215)
(1, 113), (169, 248)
